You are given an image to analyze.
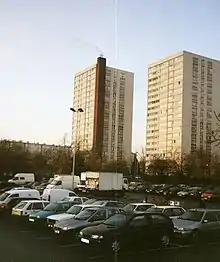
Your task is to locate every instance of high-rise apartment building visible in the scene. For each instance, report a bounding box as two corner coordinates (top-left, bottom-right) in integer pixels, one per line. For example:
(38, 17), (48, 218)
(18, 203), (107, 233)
(146, 51), (220, 161)
(72, 57), (134, 161)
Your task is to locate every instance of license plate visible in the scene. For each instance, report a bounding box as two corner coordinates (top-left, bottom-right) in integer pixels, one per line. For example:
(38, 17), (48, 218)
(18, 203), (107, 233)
(81, 238), (89, 244)
(12, 210), (21, 216)
(29, 218), (35, 222)
(55, 230), (60, 234)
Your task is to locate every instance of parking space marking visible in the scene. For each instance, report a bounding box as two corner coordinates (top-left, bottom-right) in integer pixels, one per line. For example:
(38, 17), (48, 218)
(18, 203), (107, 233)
(59, 244), (80, 248)
(89, 255), (105, 260)
(36, 236), (53, 240)
(19, 230), (33, 233)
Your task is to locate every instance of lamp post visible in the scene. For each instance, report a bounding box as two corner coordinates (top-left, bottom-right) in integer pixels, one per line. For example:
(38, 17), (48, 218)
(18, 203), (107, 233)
(70, 107), (84, 189)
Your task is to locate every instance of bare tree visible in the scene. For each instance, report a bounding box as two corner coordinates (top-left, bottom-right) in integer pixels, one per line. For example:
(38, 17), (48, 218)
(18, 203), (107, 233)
(209, 111), (220, 146)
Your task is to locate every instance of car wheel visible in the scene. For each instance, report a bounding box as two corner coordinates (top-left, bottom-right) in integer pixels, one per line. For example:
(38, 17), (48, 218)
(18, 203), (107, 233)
(160, 234), (170, 247)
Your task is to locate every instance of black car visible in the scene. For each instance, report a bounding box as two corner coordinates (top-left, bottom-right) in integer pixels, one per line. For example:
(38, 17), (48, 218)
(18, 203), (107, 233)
(53, 207), (124, 242)
(79, 212), (174, 252)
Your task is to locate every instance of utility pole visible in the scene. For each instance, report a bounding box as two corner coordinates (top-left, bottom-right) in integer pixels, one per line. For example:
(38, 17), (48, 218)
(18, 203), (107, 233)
(70, 108), (84, 188)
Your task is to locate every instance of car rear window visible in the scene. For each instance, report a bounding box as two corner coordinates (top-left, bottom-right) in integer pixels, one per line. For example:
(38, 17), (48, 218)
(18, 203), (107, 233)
(147, 207), (163, 213)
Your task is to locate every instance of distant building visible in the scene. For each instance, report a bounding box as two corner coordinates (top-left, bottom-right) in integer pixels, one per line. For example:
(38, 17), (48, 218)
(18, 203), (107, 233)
(72, 56), (134, 161)
(9, 141), (71, 154)
(146, 51), (220, 162)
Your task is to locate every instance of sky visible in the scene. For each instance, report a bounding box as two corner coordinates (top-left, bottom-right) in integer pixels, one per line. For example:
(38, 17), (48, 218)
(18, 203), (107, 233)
(1, 0), (220, 152)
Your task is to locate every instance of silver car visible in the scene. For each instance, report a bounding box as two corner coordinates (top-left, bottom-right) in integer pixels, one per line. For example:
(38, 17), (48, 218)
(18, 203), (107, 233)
(173, 208), (220, 242)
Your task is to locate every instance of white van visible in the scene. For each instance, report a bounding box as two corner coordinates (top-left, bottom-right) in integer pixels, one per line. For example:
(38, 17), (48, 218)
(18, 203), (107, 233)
(46, 175), (80, 190)
(42, 188), (77, 202)
(0, 189), (40, 212)
(8, 173), (35, 185)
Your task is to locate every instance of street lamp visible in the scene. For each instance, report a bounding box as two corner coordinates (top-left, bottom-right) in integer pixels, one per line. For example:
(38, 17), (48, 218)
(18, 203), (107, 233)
(70, 107), (84, 189)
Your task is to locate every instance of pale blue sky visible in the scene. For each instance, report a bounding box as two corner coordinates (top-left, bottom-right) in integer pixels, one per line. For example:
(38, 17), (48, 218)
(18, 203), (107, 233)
(1, 0), (220, 152)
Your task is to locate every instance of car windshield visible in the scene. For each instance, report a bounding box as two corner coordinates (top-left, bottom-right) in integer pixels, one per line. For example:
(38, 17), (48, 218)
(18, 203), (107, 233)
(67, 205), (82, 215)
(15, 202), (27, 209)
(124, 204), (136, 212)
(74, 209), (97, 220)
(179, 210), (204, 222)
(103, 213), (128, 227)
(44, 203), (59, 211)
(0, 193), (10, 201)
(147, 207), (163, 213)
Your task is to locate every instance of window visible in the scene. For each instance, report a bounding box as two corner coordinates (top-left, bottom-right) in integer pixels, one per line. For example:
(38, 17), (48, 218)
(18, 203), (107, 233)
(107, 209), (118, 217)
(91, 210), (106, 221)
(9, 194), (19, 198)
(130, 216), (149, 227)
(72, 198), (82, 204)
(149, 214), (169, 222)
(163, 209), (173, 217)
(136, 205), (153, 212)
(20, 177), (25, 180)
(172, 208), (184, 216)
(32, 203), (43, 210)
(203, 212), (217, 222)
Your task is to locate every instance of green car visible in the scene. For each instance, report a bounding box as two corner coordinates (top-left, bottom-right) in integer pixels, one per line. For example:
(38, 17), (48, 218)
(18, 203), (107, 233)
(28, 201), (75, 228)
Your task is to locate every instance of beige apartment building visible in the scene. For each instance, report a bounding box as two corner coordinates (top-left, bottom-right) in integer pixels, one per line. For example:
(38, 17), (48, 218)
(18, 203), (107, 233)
(146, 51), (220, 162)
(72, 57), (134, 161)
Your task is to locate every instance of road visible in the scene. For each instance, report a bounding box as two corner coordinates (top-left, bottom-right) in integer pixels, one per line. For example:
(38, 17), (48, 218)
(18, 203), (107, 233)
(1, 216), (220, 262)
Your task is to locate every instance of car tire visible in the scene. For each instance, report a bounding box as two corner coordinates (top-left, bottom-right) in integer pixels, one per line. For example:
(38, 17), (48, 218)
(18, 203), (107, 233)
(160, 234), (170, 247)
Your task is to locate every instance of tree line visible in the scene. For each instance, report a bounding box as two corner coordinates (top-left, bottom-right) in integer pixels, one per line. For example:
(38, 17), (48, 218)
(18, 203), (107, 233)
(0, 140), (138, 181)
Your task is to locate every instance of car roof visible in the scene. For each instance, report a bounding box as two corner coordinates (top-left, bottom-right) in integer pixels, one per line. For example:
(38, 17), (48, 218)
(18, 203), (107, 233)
(20, 200), (49, 203)
(155, 205), (183, 209)
(129, 203), (155, 206)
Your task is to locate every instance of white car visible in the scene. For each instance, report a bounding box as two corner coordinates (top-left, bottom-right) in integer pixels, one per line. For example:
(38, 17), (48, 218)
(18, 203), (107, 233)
(12, 200), (49, 217)
(47, 204), (101, 228)
(124, 203), (156, 214)
(147, 205), (186, 219)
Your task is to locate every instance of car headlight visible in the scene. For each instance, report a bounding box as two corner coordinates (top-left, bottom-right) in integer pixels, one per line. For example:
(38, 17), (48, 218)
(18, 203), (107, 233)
(91, 235), (103, 240)
(79, 231), (83, 236)
(63, 226), (69, 231)
(177, 227), (184, 231)
(37, 216), (40, 218)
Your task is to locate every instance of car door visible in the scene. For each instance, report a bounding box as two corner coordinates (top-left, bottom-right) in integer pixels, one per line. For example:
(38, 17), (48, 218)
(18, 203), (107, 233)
(125, 215), (151, 250)
(200, 211), (219, 239)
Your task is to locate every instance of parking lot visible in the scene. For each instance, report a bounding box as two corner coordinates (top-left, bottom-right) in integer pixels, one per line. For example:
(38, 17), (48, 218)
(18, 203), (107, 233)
(2, 215), (220, 262)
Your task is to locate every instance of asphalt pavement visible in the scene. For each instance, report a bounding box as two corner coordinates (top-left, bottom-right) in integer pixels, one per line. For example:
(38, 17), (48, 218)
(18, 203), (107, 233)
(1, 215), (220, 262)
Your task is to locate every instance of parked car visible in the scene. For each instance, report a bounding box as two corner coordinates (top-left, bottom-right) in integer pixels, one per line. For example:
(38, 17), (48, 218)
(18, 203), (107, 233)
(79, 212), (174, 252)
(12, 200), (49, 219)
(28, 201), (76, 227)
(173, 208), (220, 242)
(0, 189), (40, 215)
(47, 204), (101, 228)
(201, 188), (220, 202)
(61, 196), (88, 203)
(147, 206), (186, 219)
(124, 203), (156, 214)
(90, 200), (125, 208)
(53, 207), (124, 242)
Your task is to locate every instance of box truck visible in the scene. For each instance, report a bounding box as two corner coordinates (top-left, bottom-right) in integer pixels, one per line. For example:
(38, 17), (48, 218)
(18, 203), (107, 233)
(78, 172), (128, 197)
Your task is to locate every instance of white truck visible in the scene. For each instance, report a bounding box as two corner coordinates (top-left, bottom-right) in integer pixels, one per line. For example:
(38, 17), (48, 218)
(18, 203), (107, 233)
(46, 175), (80, 191)
(78, 172), (128, 197)
(8, 173), (35, 185)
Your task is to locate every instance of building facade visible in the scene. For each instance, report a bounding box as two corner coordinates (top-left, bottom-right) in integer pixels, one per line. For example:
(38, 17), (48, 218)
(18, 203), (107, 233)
(146, 51), (220, 162)
(72, 57), (134, 161)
